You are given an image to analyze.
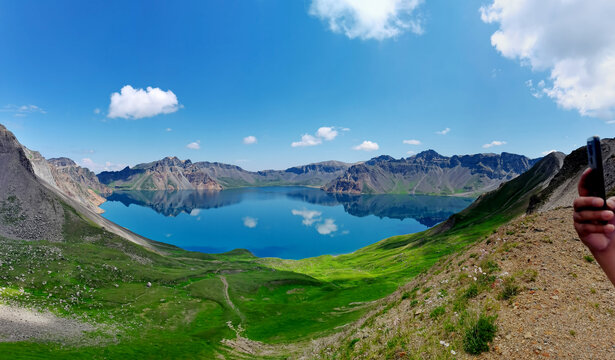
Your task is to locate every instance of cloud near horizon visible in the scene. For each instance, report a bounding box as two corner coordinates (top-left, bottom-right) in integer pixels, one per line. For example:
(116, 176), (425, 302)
(291, 126), (339, 147)
(481, 0), (615, 120)
(403, 139), (421, 145)
(2, 104), (46, 117)
(353, 140), (379, 151)
(436, 127), (450, 135)
(482, 140), (507, 149)
(108, 85), (180, 119)
(79, 158), (126, 173)
(186, 140), (200, 150)
(309, 0), (424, 40)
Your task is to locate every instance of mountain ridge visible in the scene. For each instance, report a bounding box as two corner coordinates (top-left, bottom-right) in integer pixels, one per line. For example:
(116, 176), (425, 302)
(323, 150), (541, 196)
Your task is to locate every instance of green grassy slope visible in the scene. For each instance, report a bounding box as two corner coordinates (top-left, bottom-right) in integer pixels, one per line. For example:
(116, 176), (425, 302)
(0, 154), (562, 359)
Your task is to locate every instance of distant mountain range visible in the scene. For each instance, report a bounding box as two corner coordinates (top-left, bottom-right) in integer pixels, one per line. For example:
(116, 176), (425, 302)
(323, 150), (540, 195)
(97, 157), (351, 191)
(96, 151), (540, 197)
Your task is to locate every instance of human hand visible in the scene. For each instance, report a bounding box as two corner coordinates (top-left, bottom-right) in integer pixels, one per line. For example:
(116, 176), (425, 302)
(573, 168), (615, 251)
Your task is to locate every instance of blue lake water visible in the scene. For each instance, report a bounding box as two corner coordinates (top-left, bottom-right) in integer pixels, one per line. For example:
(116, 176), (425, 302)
(100, 187), (474, 259)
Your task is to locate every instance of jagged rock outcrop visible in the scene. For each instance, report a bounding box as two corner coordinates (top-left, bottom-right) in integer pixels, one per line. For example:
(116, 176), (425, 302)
(528, 139), (615, 213)
(324, 151), (541, 195)
(98, 158), (351, 191)
(22, 150), (111, 213)
(47, 157), (111, 213)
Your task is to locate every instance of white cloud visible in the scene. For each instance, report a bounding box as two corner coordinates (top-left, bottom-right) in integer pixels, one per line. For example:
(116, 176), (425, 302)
(79, 158), (126, 173)
(165, 127), (172, 132)
(316, 219), (338, 235)
(480, 0), (615, 120)
(292, 209), (322, 226)
(243, 216), (258, 228)
(482, 140), (507, 149)
(353, 140), (379, 151)
(190, 209), (201, 216)
(436, 127), (450, 135)
(406, 150), (416, 155)
(316, 126), (338, 141)
(93, 108), (101, 114)
(108, 85), (180, 119)
(291, 126), (341, 147)
(541, 149), (557, 156)
(292, 134), (322, 147)
(403, 139), (421, 145)
(186, 141), (200, 150)
(243, 135), (257, 145)
(309, 0), (425, 40)
(2, 104), (46, 116)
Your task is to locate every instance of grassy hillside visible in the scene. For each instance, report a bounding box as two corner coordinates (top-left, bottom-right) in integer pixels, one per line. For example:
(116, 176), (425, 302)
(304, 208), (615, 359)
(0, 154), (562, 358)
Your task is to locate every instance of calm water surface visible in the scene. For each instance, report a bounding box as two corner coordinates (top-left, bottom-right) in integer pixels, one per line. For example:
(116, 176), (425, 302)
(100, 187), (474, 259)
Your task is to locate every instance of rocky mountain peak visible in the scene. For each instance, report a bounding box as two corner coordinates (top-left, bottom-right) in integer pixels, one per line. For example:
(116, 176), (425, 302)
(48, 157), (77, 167)
(413, 149), (443, 161)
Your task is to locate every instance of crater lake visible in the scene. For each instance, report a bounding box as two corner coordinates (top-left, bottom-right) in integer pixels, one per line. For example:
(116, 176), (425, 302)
(100, 187), (474, 259)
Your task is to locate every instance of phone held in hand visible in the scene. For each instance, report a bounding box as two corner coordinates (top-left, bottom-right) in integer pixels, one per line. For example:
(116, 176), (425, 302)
(586, 136), (607, 207)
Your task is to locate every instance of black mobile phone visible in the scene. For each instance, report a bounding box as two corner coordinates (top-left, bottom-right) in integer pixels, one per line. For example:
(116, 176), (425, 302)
(586, 136), (607, 205)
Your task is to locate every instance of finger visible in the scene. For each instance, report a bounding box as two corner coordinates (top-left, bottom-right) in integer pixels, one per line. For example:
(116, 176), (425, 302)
(574, 222), (615, 235)
(573, 210), (614, 223)
(578, 168), (593, 197)
(607, 197), (615, 210)
(573, 196), (605, 211)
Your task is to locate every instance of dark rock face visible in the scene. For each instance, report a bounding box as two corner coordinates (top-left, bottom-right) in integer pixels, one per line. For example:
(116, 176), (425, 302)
(528, 139), (615, 213)
(0, 124), (64, 241)
(324, 150), (541, 195)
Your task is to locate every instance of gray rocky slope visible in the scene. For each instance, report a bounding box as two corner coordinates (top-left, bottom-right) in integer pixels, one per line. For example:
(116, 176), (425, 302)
(22, 149), (111, 213)
(324, 151), (541, 195)
(0, 124), (152, 249)
(97, 157), (352, 191)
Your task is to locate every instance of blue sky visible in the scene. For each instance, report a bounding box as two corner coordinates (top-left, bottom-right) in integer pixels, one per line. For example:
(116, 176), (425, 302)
(1, 0), (614, 172)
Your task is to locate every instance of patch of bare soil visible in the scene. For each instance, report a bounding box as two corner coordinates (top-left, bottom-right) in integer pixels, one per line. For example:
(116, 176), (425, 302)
(0, 303), (95, 343)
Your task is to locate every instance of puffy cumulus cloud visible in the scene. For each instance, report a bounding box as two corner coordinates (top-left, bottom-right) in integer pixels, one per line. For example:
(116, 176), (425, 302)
(316, 219), (338, 235)
(480, 0), (615, 120)
(79, 158), (126, 173)
(403, 139), (421, 145)
(186, 140), (201, 150)
(108, 85), (180, 119)
(243, 135), (257, 145)
(482, 140), (507, 149)
(436, 127), (450, 135)
(291, 209), (322, 226)
(316, 126), (338, 141)
(292, 134), (322, 147)
(353, 140), (379, 151)
(243, 216), (258, 228)
(310, 0), (424, 40)
(292, 126), (340, 147)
